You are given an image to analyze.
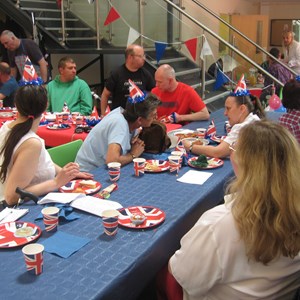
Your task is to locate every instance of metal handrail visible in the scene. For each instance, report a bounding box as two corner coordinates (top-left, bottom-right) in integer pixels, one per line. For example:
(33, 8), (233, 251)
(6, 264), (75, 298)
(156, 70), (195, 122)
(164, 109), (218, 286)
(191, 0), (297, 77)
(163, 0), (284, 88)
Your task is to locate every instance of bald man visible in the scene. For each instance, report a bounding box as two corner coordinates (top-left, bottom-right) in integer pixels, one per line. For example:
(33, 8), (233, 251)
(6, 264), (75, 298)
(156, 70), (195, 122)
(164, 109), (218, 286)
(0, 62), (18, 107)
(282, 31), (300, 75)
(100, 44), (155, 116)
(152, 64), (209, 124)
(0, 30), (48, 82)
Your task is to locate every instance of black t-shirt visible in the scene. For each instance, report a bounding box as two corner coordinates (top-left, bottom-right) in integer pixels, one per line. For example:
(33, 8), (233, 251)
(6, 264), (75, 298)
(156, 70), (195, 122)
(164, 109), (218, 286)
(105, 64), (155, 109)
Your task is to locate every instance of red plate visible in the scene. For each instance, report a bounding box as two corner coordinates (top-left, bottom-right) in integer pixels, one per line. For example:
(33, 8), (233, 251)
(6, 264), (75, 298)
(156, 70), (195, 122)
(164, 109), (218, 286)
(118, 206), (165, 229)
(0, 222), (42, 248)
(210, 135), (226, 144)
(188, 157), (224, 169)
(145, 160), (170, 173)
(59, 179), (101, 195)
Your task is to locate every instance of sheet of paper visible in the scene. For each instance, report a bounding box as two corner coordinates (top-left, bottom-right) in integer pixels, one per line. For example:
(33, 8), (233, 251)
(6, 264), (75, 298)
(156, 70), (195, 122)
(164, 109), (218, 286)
(177, 170), (213, 185)
(70, 196), (123, 217)
(38, 192), (86, 205)
(0, 207), (29, 224)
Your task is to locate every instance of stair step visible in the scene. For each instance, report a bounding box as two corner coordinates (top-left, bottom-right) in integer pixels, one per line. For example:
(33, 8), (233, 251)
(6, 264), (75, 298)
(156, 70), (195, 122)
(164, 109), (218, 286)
(21, 0), (55, 3)
(45, 27), (91, 31)
(59, 37), (97, 41)
(20, 7), (60, 12)
(36, 17), (79, 21)
(150, 57), (186, 65)
(146, 48), (183, 61)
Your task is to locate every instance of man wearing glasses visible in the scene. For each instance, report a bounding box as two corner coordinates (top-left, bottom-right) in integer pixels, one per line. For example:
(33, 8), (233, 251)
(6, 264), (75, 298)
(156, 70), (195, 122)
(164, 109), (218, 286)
(100, 44), (155, 117)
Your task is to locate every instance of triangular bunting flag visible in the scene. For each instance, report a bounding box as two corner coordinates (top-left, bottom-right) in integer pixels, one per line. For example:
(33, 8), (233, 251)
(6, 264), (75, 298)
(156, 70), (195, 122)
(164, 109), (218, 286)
(91, 106), (99, 119)
(206, 120), (216, 138)
(214, 69), (230, 90)
(200, 38), (213, 60)
(22, 56), (38, 82)
(184, 38), (197, 61)
(104, 7), (120, 26)
(127, 27), (140, 47)
(128, 79), (145, 103)
(155, 42), (167, 64)
(234, 74), (247, 94)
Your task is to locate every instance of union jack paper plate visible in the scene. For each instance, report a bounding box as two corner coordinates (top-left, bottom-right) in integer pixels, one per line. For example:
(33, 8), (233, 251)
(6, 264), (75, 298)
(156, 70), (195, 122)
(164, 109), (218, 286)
(188, 157), (224, 170)
(144, 160), (170, 173)
(0, 222), (42, 248)
(59, 179), (101, 195)
(118, 206), (166, 229)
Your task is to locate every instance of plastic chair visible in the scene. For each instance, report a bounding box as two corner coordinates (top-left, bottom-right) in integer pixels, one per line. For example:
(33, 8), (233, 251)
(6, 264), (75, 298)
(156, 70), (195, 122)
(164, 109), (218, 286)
(47, 139), (83, 167)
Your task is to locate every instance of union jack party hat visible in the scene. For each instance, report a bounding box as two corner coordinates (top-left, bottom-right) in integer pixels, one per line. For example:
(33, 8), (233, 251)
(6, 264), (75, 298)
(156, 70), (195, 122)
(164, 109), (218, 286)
(127, 79), (146, 104)
(19, 56), (43, 86)
(230, 74), (250, 96)
(206, 119), (216, 138)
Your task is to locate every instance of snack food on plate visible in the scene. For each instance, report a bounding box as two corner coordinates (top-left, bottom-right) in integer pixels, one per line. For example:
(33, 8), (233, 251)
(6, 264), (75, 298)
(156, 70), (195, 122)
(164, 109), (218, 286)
(79, 180), (97, 189)
(145, 162), (161, 172)
(130, 213), (146, 225)
(190, 155), (208, 168)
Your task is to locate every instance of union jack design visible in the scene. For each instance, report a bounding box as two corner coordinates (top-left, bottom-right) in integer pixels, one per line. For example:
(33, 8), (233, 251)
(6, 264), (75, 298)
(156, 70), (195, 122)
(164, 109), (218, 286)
(24, 251), (43, 275)
(234, 74), (247, 94)
(168, 157), (180, 174)
(128, 79), (144, 102)
(22, 56), (38, 82)
(134, 162), (145, 177)
(43, 214), (58, 232)
(108, 167), (120, 182)
(206, 119), (216, 138)
(102, 217), (118, 236)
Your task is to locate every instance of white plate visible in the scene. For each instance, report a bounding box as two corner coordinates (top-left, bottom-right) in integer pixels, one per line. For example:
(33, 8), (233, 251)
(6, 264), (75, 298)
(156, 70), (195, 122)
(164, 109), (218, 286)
(45, 114), (56, 122)
(180, 137), (209, 146)
(168, 129), (195, 148)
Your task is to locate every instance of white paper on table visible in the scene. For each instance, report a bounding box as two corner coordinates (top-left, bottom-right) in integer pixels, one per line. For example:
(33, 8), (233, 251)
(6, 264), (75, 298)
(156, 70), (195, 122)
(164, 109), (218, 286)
(177, 170), (213, 185)
(0, 207), (29, 224)
(70, 196), (123, 217)
(37, 192), (86, 205)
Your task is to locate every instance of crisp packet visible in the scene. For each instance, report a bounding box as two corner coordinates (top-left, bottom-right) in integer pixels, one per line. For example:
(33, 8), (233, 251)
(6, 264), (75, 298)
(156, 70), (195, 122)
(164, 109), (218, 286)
(95, 183), (118, 199)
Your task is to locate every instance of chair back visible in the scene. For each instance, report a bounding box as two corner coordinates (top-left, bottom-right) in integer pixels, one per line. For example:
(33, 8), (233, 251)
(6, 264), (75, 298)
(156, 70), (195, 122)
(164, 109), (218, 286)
(47, 139), (83, 167)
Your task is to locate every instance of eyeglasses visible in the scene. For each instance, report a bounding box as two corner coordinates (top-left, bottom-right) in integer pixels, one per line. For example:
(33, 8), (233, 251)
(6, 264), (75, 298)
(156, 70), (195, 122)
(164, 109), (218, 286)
(133, 54), (146, 59)
(229, 142), (236, 152)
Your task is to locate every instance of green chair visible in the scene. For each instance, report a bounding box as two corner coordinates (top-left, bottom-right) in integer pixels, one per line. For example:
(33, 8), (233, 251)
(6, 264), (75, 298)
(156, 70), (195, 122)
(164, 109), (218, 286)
(47, 139), (83, 167)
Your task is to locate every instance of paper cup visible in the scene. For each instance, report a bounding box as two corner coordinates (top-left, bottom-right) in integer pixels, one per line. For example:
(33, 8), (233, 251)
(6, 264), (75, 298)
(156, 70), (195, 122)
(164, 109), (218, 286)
(22, 243), (44, 275)
(196, 128), (207, 139)
(61, 112), (69, 123)
(168, 155), (181, 174)
(107, 162), (121, 182)
(55, 113), (63, 124)
(101, 209), (119, 236)
(71, 112), (80, 122)
(41, 206), (59, 233)
(171, 151), (183, 167)
(76, 116), (83, 126)
(133, 158), (146, 177)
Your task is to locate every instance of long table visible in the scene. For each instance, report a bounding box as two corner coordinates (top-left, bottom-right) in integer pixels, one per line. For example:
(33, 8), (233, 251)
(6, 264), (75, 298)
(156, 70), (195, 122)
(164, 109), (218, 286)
(1, 109), (281, 300)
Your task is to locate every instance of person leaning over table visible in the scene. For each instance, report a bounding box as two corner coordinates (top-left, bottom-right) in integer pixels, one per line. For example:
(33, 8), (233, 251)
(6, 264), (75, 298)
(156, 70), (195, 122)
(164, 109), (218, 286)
(47, 56), (93, 115)
(279, 77), (300, 144)
(161, 120), (300, 300)
(152, 64), (210, 124)
(75, 93), (161, 172)
(0, 61), (18, 107)
(0, 84), (93, 206)
(182, 90), (265, 158)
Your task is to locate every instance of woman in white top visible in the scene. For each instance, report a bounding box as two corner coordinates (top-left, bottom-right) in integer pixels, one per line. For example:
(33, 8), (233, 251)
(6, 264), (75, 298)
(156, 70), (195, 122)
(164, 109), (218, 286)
(183, 93), (265, 158)
(0, 85), (92, 206)
(168, 120), (300, 300)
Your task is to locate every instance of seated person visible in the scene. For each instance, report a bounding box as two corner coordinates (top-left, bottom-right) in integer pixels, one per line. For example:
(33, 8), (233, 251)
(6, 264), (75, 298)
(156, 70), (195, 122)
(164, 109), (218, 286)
(0, 62), (18, 107)
(76, 92), (161, 172)
(0, 85), (92, 206)
(47, 56), (93, 115)
(167, 120), (300, 299)
(183, 89), (265, 158)
(279, 78), (300, 144)
(264, 47), (292, 95)
(152, 64), (209, 124)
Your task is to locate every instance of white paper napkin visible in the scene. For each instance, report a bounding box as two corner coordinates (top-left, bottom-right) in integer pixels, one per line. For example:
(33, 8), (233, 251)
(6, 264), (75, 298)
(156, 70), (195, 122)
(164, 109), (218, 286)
(38, 192), (86, 205)
(177, 170), (213, 185)
(0, 207), (29, 224)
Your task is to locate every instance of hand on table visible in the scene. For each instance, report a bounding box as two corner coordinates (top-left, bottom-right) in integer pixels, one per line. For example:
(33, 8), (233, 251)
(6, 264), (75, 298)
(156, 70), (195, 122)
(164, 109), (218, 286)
(55, 162), (82, 188)
(75, 172), (94, 180)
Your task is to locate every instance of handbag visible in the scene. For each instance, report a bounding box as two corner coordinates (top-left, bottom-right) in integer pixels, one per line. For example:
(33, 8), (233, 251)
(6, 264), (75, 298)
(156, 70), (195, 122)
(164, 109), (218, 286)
(139, 121), (171, 154)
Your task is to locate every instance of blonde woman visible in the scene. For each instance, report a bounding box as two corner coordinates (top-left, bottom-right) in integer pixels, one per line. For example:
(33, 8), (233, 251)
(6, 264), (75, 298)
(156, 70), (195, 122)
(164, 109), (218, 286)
(167, 120), (300, 299)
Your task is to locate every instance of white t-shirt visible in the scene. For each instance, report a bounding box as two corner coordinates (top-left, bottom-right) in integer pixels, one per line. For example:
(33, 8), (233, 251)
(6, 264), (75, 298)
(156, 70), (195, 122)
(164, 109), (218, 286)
(169, 203), (300, 300)
(223, 113), (260, 146)
(0, 121), (55, 200)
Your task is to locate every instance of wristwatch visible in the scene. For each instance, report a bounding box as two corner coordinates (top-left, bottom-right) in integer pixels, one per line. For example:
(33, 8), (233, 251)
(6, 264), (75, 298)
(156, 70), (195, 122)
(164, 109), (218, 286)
(189, 142), (194, 153)
(130, 152), (136, 160)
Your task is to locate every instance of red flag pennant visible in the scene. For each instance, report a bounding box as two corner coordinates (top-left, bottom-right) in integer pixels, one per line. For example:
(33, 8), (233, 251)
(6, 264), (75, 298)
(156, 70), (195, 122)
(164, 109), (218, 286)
(22, 56), (38, 82)
(104, 7), (120, 26)
(234, 74), (247, 94)
(91, 106), (99, 119)
(184, 38), (198, 61)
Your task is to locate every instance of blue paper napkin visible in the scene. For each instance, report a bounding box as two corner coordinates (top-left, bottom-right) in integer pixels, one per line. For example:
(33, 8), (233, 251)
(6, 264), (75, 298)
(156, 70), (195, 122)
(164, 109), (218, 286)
(35, 204), (80, 222)
(41, 231), (90, 258)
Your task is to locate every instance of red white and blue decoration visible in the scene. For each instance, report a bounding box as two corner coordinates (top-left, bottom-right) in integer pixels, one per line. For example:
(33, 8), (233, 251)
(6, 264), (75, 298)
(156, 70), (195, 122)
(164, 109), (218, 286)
(230, 74), (250, 96)
(24, 248), (44, 275)
(127, 79), (146, 104)
(102, 215), (119, 236)
(19, 56), (43, 86)
(206, 119), (216, 138)
(133, 159), (145, 177)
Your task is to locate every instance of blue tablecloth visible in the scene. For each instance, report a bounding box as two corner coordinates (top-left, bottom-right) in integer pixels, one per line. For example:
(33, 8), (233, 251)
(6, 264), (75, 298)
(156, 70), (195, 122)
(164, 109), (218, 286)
(0, 109), (281, 300)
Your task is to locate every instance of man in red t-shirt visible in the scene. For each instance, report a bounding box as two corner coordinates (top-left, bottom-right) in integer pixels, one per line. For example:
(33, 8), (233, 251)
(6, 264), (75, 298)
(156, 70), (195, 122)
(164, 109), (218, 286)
(152, 64), (209, 124)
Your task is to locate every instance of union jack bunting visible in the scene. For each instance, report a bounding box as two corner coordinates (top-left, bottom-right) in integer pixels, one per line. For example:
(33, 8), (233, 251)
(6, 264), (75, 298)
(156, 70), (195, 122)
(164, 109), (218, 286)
(234, 74), (247, 94)
(24, 252), (43, 275)
(128, 79), (145, 103)
(22, 56), (38, 82)
(206, 120), (216, 138)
